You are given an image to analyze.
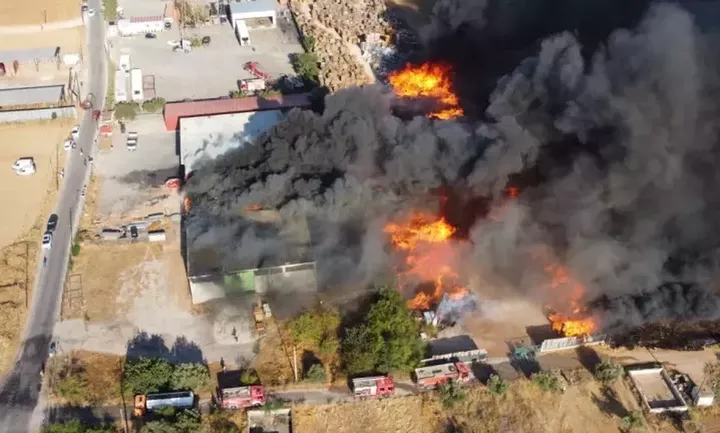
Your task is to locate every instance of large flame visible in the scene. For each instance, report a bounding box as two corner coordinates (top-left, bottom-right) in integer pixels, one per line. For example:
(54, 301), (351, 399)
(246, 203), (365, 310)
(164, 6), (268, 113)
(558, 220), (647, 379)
(544, 263), (597, 337)
(385, 213), (468, 310)
(388, 63), (464, 120)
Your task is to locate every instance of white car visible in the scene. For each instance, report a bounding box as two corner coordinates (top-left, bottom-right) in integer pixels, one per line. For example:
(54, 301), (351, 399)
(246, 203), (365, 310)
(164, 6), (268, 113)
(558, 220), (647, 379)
(12, 158), (34, 170)
(71, 125), (80, 140)
(64, 139), (74, 150)
(42, 232), (52, 250)
(15, 166), (36, 176)
(87, 8), (95, 16)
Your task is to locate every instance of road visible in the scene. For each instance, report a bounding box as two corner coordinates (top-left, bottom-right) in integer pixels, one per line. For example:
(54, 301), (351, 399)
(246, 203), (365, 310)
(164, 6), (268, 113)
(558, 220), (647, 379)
(0, 3), (107, 432)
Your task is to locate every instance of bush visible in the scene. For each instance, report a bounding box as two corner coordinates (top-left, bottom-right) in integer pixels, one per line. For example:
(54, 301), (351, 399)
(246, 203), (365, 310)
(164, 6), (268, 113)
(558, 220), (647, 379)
(341, 287), (424, 375)
(288, 306), (341, 361)
(531, 371), (564, 393)
(140, 409), (200, 433)
(302, 35), (316, 52)
(704, 361), (720, 398)
(290, 52), (319, 84)
(114, 101), (140, 120)
(43, 419), (115, 433)
(240, 369), (259, 385)
(487, 374), (510, 396)
(594, 360), (623, 383)
(170, 363), (211, 392)
(228, 90), (248, 99)
(437, 381), (466, 409)
(103, 0), (118, 21)
(71, 243), (81, 257)
(142, 97), (166, 113)
(54, 367), (89, 404)
(620, 411), (644, 432)
(123, 357), (173, 394)
(304, 363), (326, 383)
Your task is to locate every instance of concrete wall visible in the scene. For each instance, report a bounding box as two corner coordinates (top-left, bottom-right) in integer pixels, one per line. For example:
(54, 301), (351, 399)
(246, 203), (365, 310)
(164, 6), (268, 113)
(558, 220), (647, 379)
(0, 106), (76, 123)
(539, 334), (606, 353)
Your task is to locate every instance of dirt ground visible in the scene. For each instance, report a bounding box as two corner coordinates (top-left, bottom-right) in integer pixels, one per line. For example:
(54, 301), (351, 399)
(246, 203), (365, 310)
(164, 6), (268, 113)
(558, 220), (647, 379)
(0, 0), (81, 26)
(0, 119), (69, 376)
(49, 351), (124, 405)
(0, 26), (84, 52)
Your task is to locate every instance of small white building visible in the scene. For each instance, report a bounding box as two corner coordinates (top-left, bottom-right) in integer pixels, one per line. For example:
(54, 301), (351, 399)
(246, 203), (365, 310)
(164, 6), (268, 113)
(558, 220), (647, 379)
(115, 70), (128, 102)
(117, 15), (164, 36)
(130, 68), (144, 102)
(230, 0), (277, 30)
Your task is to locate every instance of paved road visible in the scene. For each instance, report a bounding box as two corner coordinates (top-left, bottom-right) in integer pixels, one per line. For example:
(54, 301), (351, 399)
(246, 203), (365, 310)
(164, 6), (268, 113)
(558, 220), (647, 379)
(0, 4), (106, 432)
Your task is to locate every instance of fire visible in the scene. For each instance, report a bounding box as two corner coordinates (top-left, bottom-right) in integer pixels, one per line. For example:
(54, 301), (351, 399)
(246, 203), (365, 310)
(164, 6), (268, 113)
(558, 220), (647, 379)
(245, 204), (263, 212)
(385, 213), (468, 310)
(184, 197), (191, 213)
(544, 263), (597, 337)
(388, 62), (464, 120)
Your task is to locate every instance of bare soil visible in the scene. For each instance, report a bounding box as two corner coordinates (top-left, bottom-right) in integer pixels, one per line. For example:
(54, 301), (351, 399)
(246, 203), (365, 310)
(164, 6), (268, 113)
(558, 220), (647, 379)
(0, 0), (81, 26)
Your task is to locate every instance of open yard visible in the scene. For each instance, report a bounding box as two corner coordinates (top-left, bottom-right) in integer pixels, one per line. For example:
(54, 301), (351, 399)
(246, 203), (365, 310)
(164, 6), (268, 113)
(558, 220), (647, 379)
(0, 0), (81, 26)
(0, 119), (70, 376)
(0, 26), (84, 53)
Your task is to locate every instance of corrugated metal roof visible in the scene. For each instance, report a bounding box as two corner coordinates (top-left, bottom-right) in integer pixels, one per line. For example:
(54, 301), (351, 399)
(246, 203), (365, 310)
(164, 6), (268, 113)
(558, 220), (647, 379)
(0, 85), (64, 106)
(230, 0), (277, 15)
(130, 15), (164, 23)
(163, 93), (310, 130)
(0, 47), (59, 64)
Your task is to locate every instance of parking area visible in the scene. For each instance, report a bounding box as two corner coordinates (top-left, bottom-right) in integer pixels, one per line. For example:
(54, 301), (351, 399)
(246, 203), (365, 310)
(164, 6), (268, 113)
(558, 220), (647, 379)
(96, 114), (178, 216)
(111, 13), (304, 101)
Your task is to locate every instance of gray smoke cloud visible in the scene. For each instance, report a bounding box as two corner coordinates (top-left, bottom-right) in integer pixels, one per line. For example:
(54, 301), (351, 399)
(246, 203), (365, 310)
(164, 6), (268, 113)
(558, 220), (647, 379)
(185, 2), (720, 330)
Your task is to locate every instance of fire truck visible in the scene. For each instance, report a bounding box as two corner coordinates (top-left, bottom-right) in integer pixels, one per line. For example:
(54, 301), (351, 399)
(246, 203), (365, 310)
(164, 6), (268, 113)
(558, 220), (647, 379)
(218, 385), (266, 409)
(413, 361), (471, 390)
(351, 376), (395, 399)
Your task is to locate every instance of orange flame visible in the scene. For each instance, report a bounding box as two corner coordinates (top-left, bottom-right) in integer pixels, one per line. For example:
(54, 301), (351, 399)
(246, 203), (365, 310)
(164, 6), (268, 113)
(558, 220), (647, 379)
(385, 213), (468, 310)
(184, 197), (191, 213)
(544, 263), (597, 337)
(245, 204), (263, 212)
(388, 63), (464, 120)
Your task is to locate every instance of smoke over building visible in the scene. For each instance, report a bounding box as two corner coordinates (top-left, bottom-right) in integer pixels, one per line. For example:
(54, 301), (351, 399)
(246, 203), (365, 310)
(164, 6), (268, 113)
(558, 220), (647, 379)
(184, 1), (720, 332)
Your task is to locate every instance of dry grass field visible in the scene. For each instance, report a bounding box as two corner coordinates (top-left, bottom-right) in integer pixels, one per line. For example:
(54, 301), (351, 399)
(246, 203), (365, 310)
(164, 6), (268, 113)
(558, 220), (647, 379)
(0, 0), (81, 27)
(0, 26), (84, 52)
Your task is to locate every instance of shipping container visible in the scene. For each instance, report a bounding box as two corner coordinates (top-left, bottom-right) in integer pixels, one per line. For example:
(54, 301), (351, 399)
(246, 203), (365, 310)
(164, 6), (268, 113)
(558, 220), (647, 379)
(130, 68), (144, 102)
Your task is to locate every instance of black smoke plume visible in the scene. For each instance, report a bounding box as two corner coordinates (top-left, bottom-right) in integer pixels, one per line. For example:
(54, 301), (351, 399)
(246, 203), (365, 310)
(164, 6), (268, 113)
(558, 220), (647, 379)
(185, 1), (720, 331)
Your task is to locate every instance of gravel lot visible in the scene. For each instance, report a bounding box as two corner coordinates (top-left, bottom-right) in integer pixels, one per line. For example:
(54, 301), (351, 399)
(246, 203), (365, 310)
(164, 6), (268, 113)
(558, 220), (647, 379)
(112, 14), (303, 101)
(96, 114), (178, 216)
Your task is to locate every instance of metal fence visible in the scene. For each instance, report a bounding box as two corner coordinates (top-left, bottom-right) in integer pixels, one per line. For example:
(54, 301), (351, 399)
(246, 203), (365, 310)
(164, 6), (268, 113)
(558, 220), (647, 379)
(0, 106), (76, 123)
(539, 334), (607, 353)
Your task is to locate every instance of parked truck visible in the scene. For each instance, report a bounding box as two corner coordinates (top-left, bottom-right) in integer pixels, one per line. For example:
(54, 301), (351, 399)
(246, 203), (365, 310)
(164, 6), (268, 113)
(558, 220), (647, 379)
(134, 391), (194, 417)
(253, 304), (266, 336)
(351, 376), (395, 399)
(218, 385), (265, 409)
(413, 361), (471, 390)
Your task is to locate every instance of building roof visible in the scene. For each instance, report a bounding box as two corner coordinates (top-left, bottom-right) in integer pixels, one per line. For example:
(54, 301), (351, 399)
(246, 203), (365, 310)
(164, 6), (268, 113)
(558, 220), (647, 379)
(229, 0), (278, 15)
(427, 335), (479, 357)
(186, 209), (315, 277)
(179, 109), (285, 175)
(0, 47), (59, 64)
(163, 93), (311, 130)
(129, 15), (164, 23)
(0, 85), (64, 107)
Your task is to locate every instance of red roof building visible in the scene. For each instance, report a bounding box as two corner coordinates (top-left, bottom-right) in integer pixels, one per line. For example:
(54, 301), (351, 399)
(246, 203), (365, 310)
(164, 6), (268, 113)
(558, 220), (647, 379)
(163, 93), (311, 131)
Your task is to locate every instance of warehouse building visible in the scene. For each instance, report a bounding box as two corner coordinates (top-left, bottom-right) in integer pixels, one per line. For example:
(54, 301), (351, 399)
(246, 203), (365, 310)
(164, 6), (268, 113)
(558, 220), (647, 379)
(0, 84), (66, 108)
(230, 0), (278, 31)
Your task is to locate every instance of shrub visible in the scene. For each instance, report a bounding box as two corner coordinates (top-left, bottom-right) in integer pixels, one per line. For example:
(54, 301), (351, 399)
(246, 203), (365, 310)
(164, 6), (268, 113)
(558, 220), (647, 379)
(304, 363), (326, 383)
(43, 418), (115, 433)
(290, 52), (319, 84)
(240, 369), (258, 385)
(594, 360), (623, 383)
(71, 243), (81, 257)
(123, 357), (173, 394)
(142, 97), (166, 113)
(170, 363), (211, 391)
(437, 381), (466, 409)
(620, 411), (644, 432)
(55, 370), (89, 404)
(531, 371), (564, 393)
(228, 90), (248, 99)
(114, 101), (140, 120)
(487, 374), (510, 396)
(201, 413), (241, 433)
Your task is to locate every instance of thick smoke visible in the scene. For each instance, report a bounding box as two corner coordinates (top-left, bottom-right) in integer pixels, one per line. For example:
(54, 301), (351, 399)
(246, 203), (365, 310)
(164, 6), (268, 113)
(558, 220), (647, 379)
(185, 2), (720, 330)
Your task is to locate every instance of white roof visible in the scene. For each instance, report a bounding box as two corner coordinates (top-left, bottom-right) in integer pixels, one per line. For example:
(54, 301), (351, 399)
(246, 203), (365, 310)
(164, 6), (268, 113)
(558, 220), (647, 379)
(230, 0), (277, 15)
(0, 85), (64, 106)
(179, 109), (285, 174)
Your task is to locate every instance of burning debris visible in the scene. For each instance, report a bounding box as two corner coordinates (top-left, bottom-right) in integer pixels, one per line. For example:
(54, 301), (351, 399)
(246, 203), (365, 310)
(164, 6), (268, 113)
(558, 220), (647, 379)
(183, 2), (720, 336)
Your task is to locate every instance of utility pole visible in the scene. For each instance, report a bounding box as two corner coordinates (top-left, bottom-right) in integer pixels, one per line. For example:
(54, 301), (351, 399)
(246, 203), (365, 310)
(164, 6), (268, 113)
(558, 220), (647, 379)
(292, 345), (298, 382)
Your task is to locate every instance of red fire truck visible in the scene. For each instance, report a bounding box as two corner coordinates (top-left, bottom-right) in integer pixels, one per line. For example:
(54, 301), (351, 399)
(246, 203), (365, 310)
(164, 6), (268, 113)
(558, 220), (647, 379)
(414, 361), (471, 390)
(218, 384), (266, 409)
(351, 376), (395, 399)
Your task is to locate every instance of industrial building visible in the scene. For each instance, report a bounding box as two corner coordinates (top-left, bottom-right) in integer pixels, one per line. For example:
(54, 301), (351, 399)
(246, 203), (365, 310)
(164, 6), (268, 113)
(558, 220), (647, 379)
(0, 85), (65, 108)
(117, 16), (168, 36)
(230, 0), (278, 32)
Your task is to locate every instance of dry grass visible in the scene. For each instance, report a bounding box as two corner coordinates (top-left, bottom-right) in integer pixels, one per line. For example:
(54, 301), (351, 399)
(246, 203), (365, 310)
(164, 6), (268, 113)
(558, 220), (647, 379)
(0, 26), (84, 52)
(252, 322), (296, 387)
(0, 0), (81, 26)
(50, 351), (125, 405)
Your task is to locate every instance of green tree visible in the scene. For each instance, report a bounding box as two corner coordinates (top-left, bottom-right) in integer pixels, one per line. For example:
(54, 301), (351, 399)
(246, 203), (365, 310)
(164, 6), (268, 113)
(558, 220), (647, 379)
(240, 369), (259, 385)
(289, 306), (341, 361)
(142, 97), (166, 113)
(304, 363), (326, 383)
(170, 363), (211, 392)
(531, 371), (564, 393)
(54, 369), (89, 404)
(594, 360), (623, 383)
(175, 409), (201, 433)
(487, 374), (510, 396)
(437, 381), (466, 409)
(228, 90), (248, 99)
(123, 357), (173, 394)
(114, 102), (139, 120)
(341, 287), (424, 374)
(620, 411), (644, 432)
(43, 419), (115, 433)
(291, 53), (319, 83)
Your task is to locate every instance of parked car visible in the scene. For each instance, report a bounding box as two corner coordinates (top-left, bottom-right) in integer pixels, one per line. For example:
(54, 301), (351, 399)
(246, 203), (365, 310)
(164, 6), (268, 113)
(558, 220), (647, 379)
(71, 125), (80, 140)
(64, 139), (74, 150)
(164, 21), (171, 30)
(145, 33), (157, 39)
(46, 214), (58, 233)
(202, 36), (211, 45)
(87, 8), (95, 16)
(130, 226), (138, 239)
(42, 232), (53, 250)
(12, 158), (34, 171)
